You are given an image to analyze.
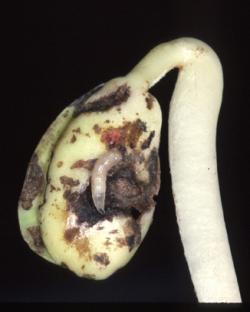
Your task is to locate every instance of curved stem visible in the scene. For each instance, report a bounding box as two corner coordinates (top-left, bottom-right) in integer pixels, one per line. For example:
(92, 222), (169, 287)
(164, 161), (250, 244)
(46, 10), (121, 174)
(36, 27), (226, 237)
(129, 38), (241, 303)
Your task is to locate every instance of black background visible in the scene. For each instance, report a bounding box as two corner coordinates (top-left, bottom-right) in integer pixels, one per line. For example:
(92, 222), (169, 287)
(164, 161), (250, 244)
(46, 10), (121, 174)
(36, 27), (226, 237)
(2, 0), (250, 303)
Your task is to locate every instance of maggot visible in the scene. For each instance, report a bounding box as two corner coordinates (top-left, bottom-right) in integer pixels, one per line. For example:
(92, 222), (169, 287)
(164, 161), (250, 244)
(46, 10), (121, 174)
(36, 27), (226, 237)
(91, 149), (122, 214)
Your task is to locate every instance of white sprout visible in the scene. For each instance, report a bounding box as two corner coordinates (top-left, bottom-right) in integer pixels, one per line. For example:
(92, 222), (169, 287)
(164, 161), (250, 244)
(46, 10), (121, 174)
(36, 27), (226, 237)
(128, 37), (241, 303)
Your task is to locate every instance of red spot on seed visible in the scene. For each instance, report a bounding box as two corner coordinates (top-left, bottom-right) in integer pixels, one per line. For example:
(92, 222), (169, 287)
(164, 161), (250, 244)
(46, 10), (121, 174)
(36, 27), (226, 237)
(101, 128), (121, 146)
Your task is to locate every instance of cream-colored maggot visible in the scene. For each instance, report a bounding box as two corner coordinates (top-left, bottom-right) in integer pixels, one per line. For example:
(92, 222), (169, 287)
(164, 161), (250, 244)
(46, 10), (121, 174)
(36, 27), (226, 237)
(18, 38), (241, 303)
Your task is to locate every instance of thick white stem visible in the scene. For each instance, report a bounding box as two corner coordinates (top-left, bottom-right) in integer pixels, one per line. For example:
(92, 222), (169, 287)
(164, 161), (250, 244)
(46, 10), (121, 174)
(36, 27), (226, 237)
(129, 38), (241, 302)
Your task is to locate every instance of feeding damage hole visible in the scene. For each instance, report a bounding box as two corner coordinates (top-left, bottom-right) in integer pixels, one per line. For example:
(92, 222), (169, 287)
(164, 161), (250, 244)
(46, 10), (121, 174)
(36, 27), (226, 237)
(63, 149), (160, 228)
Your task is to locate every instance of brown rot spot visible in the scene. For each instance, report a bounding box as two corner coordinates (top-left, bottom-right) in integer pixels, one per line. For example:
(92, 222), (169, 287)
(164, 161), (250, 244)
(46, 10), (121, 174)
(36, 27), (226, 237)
(72, 127), (81, 134)
(81, 265), (85, 270)
(80, 84), (130, 113)
(117, 107), (122, 113)
(75, 237), (92, 260)
(62, 110), (69, 118)
(19, 154), (45, 210)
(196, 46), (205, 55)
(178, 64), (184, 70)
(57, 161), (63, 168)
(85, 133), (90, 137)
(116, 237), (127, 248)
(111, 176), (140, 198)
(50, 184), (61, 193)
(123, 219), (141, 251)
(126, 235), (135, 249)
(127, 119), (147, 149)
(64, 189), (106, 226)
(27, 226), (45, 250)
(104, 238), (112, 247)
(70, 159), (96, 170)
(93, 253), (110, 266)
(60, 176), (80, 188)
(101, 119), (147, 149)
(105, 120), (110, 124)
(141, 131), (155, 150)
(50, 184), (56, 192)
(109, 229), (118, 234)
(64, 227), (79, 242)
(73, 84), (104, 116)
(93, 124), (102, 134)
(97, 226), (104, 230)
(146, 94), (155, 110)
(83, 274), (96, 279)
(147, 149), (161, 192)
(61, 262), (69, 269)
(70, 134), (77, 143)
